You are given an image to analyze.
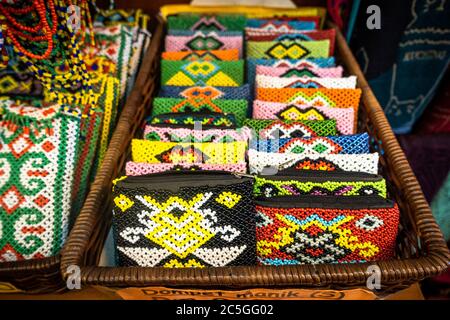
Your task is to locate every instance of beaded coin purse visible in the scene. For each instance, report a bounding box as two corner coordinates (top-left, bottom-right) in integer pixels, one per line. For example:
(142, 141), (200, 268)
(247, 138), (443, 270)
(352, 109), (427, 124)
(159, 85), (250, 101)
(252, 101), (355, 135)
(246, 18), (317, 31)
(255, 65), (343, 78)
(246, 40), (330, 59)
(149, 113), (237, 128)
(243, 119), (338, 138)
(112, 172), (256, 267)
(255, 75), (357, 89)
(125, 162), (247, 175)
(161, 49), (240, 61)
(255, 196), (399, 265)
(167, 14), (247, 31)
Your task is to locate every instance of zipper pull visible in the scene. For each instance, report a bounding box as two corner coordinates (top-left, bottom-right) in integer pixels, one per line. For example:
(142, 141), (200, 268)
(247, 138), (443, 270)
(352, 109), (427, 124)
(232, 172), (256, 179)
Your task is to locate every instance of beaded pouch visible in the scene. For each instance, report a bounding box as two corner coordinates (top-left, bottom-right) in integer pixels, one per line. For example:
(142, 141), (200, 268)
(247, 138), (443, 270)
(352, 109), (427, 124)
(246, 40), (330, 59)
(165, 32), (243, 57)
(247, 58), (336, 84)
(159, 85), (250, 101)
(161, 49), (240, 61)
(249, 134), (370, 154)
(149, 113), (237, 128)
(0, 102), (81, 261)
(112, 172), (256, 267)
(0, 59), (43, 97)
(248, 149), (379, 175)
(246, 18), (317, 31)
(143, 125), (252, 143)
(167, 14), (247, 31)
(254, 171), (387, 198)
(131, 140), (247, 164)
(161, 60), (244, 87)
(246, 29), (336, 56)
(255, 196), (399, 264)
(243, 119), (337, 138)
(252, 101), (355, 135)
(152, 98), (248, 126)
(256, 75), (357, 89)
(256, 65), (343, 78)
(125, 162), (247, 175)
(256, 88), (362, 127)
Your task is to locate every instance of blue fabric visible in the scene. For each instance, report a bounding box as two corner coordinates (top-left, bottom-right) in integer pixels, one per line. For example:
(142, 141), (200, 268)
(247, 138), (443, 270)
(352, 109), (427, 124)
(159, 84), (251, 101)
(249, 133), (370, 154)
(246, 19), (316, 31)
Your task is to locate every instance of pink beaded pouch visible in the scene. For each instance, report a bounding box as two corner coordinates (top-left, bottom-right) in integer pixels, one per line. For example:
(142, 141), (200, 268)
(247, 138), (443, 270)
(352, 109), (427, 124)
(256, 65), (343, 78)
(255, 75), (357, 89)
(143, 125), (252, 143)
(125, 162), (247, 175)
(252, 100), (355, 135)
(165, 31), (243, 57)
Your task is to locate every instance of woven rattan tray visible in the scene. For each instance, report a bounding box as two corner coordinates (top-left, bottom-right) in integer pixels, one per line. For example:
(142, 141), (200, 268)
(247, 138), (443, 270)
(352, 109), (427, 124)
(60, 16), (449, 294)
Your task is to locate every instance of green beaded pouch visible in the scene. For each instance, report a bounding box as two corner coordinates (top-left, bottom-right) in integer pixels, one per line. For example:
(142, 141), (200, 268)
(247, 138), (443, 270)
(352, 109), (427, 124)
(246, 40), (330, 59)
(0, 102), (81, 261)
(161, 60), (244, 87)
(167, 14), (247, 31)
(243, 119), (337, 138)
(149, 113), (237, 128)
(152, 98), (248, 126)
(254, 171), (387, 198)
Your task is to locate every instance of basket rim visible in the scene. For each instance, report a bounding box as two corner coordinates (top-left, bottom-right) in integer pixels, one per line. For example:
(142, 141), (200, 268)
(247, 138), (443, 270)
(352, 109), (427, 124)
(60, 18), (450, 289)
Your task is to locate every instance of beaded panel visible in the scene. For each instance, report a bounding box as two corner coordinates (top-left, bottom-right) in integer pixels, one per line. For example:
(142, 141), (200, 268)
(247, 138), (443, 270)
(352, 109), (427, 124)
(159, 85), (250, 101)
(243, 119), (337, 138)
(256, 65), (343, 78)
(246, 40), (330, 59)
(143, 126), (252, 143)
(256, 75), (357, 89)
(161, 49), (240, 61)
(168, 14), (247, 31)
(246, 18), (317, 31)
(125, 162), (247, 175)
(149, 113), (237, 128)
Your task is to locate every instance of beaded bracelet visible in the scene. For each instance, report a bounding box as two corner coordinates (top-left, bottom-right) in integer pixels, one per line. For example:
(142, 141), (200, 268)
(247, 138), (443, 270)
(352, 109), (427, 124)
(246, 40), (330, 59)
(162, 49), (240, 61)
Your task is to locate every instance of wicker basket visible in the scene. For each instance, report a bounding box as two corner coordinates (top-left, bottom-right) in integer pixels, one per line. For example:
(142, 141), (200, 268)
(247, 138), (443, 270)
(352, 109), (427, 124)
(0, 19), (159, 295)
(60, 16), (449, 295)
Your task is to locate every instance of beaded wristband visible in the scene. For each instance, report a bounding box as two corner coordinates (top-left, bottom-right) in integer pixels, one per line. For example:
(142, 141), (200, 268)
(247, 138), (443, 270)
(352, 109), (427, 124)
(247, 58), (336, 87)
(246, 40), (330, 59)
(152, 98), (248, 126)
(256, 88), (362, 128)
(125, 162), (247, 175)
(167, 14), (247, 32)
(246, 29), (336, 56)
(0, 102), (81, 261)
(161, 49), (240, 61)
(256, 65), (343, 78)
(243, 119), (337, 138)
(159, 85), (250, 101)
(255, 199), (399, 264)
(249, 133), (370, 154)
(256, 75), (357, 89)
(248, 149), (379, 175)
(252, 101), (355, 135)
(165, 32), (243, 57)
(161, 60), (244, 87)
(143, 125), (252, 143)
(149, 113), (237, 128)
(112, 173), (256, 267)
(131, 140), (247, 164)
(246, 19), (316, 31)
(254, 174), (387, 198)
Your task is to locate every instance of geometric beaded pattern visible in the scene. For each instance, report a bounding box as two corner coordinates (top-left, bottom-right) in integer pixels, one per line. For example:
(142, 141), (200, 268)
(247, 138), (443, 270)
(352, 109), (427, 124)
(246, 40), (330, 59)
(161, 60), (244, 87)
(252, 101), (355, 135)
(167, 14), (247, 32)
(255, 65), (343, 78)
(255, 203), (399, 265)
(112, 177), (256, 267)
(149, 113), (237, 128)
(143, 126), (252, 143)
(254, 175), (387, 198)
(131, 140), (247, 164)
(249, 134), (370, 155)
(161, 49), (240, 61)
(0, 103), (80, 261)
(125, 162), (247, 176)
(165, 32), (243, 57)
(248, 149), (379, 175)
(243, 119), (338, 138)
(246, 58), (336, 87)
(159, 85), (250, 100)
(246, 29), (336, 56)
(255, 75), (357, 89)
(152, 98), (248, 126)
(246, 19), (317, 31)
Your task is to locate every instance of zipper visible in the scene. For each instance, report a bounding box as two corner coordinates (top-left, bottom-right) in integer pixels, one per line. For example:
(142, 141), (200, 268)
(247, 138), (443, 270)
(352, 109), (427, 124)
(255, 195), (394, 209)
(259, 170), (383, 182)
(116, 170), (252, 190)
